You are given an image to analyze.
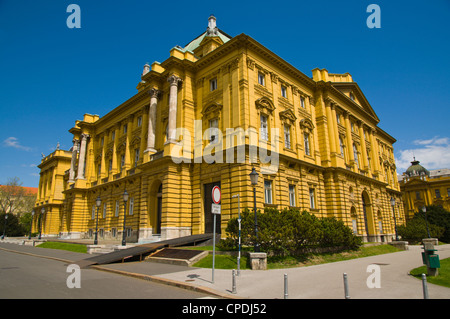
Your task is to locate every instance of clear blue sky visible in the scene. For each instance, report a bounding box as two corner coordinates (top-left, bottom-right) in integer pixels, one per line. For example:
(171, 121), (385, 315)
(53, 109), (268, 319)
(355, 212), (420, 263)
(1, 0), (449, 187)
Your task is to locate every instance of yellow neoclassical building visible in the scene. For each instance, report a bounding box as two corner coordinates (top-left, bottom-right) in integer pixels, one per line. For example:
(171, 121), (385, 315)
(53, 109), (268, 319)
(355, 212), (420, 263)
(33, 16), (404, 243)
(399, 158), (450, 219)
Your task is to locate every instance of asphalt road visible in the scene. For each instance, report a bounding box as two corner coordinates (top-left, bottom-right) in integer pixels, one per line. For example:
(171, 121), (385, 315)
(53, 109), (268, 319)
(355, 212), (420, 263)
(0, 248), (210, 299)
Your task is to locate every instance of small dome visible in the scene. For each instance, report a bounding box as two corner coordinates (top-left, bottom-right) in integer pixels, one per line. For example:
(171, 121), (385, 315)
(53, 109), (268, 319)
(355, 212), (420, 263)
(405, 158), (430, 177)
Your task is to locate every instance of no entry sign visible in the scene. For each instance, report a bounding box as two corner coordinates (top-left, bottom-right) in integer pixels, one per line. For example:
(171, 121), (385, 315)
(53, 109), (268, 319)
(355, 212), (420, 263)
(212, 186), (221, 204)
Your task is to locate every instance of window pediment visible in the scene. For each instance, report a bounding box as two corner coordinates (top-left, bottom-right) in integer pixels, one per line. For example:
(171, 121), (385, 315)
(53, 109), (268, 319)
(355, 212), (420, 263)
(299, 118), (315, 132)
(255, 97), (275, 114)
(202, 102), (223, 116)
(279, 108), (297, 124)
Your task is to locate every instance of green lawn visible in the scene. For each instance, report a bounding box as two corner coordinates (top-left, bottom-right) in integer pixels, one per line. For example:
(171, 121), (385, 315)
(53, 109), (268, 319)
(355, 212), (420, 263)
(191, 244), (401, 269)
(194, 254), (250, 270)
(410, 257), (450, 288)
(37, 241), (87, 253)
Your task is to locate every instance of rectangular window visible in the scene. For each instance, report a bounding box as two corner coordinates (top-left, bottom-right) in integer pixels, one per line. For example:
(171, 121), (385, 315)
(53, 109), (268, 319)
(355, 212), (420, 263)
(209, 118), (219, 143)
(435, 189), (441, 198)
(309, 188), (315, 209)
(336, 113), (340, 124)
(123, 124), (127, 134)
(101, 137), (104, 147)
(264, 180), (273, 204)
(137, 116), (142, 127)
(91, 205), (95, 220)
(339, 137), (345, 158)
(134, 148), (140, 167)
(120, 154), (125, 168)
(112, 228), (117, 237)
(108, 159), (113, 172)
(415, 191), (421, 200)
(300, 96), (305, 108)
(97, 163), (101, 177)
(111, 131), (115, 141)
(115, 200), (119, 217)
(258, 72), (265, 86)
(129, 197), (134, 215)
(284, 125), (291, 149)
(281, 85), (287, 98)
(260, 115), (268, 141)
(447, 188), (450, 197)
(304, 133), (310, 156)
(353, 144), (359, 169)
(210, 78), (217, 91)
(103, 202), (107, 218)
(289, 185), (296, 207)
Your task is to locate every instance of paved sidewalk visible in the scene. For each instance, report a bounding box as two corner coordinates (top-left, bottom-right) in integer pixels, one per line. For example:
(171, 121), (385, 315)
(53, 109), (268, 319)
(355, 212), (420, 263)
(1, 241), (450, 299)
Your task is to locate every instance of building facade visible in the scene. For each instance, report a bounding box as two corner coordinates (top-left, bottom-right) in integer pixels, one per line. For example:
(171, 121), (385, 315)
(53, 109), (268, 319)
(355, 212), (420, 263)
(399, 159), (450, 219)
(33, 16), (404, 243)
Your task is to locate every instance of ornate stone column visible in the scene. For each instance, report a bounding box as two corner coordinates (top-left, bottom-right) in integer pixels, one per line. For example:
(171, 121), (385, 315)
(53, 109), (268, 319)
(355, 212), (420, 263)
(76, 133), (89, 180)
(167, 74), (182, 143)
(146, 88), (160, 152)
(68, 139), (79, 182)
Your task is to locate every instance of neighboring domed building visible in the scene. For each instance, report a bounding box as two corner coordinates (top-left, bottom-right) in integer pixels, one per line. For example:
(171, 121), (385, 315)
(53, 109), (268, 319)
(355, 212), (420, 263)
(399, 158), (450, 218)
(404, 158), (430, 178)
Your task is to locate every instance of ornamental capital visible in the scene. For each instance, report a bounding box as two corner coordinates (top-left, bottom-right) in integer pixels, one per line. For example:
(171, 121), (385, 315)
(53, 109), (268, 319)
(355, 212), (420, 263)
(149, 88), (161, 99)
(167, 74), (182, 86)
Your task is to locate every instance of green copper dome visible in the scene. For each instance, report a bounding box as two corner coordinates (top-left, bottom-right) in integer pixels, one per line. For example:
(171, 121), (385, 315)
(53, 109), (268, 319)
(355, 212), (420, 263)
(405, 158), (430, 177)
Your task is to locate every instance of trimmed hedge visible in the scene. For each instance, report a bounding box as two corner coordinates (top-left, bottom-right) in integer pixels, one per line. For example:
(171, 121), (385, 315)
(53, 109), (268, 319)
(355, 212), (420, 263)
(219, 207), (362, 256)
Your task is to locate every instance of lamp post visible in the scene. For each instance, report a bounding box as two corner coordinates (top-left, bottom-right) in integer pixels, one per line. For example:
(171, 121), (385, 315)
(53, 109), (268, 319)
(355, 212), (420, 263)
(122, 190), (129, 246)
(232, 194), (241, 275)
(390, 197), (399, 241)
(250, 167), (259, 252)
(94, 196), (101, 245)
(422, 206), (431, 238)
(39, 207), (45, 240)
(1, 214), (8, 240)
(28, 210), (35, 240)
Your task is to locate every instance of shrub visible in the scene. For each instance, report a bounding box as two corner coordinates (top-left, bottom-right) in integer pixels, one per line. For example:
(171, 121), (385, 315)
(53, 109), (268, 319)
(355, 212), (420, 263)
(221, 207), (362, 256)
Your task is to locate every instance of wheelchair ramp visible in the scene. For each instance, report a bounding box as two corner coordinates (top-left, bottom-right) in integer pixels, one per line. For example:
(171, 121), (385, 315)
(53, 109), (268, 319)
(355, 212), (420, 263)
(75, 233), (213, 268)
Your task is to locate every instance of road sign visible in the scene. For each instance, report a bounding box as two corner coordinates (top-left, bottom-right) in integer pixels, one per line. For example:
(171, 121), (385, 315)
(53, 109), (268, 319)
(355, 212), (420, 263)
(211, 203), (221, 215)
(212, 186), (221, 204)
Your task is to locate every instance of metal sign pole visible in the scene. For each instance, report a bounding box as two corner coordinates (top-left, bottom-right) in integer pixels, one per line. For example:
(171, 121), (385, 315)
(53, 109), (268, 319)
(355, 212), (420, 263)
(212, 213), (216, 284)
(238, 195), (241, 276)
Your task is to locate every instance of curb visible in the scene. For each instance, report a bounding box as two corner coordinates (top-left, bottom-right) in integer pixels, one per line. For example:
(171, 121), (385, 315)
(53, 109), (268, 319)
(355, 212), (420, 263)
(91, 265), (242, 299)
(0, 245), (241, 299)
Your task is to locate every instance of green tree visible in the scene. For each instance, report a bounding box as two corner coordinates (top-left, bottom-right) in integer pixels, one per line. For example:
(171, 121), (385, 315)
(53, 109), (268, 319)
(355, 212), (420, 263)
(412, 205), (450, 243)
(221, 207), (362, 256)
(397, 217), (444, 244)
(0, 212), (27, 237)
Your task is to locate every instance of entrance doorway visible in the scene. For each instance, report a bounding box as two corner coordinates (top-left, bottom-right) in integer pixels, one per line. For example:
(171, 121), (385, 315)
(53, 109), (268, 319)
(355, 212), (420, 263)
(361, 190), (375, 240)
(155, 184), (162, 234)
(204, 181), (221, 234)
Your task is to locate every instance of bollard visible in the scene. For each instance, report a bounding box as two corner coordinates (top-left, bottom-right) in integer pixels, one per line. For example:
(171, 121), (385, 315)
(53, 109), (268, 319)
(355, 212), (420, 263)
(232, 269), (237, 294)
(422, 273), (429, 299)
(343, 273), (350, 299)
(284, 274), (288, 299)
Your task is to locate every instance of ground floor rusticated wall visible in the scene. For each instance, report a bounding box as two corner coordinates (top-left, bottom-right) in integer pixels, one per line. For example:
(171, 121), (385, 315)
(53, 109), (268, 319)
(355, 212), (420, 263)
(33, 153), (405, 243)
